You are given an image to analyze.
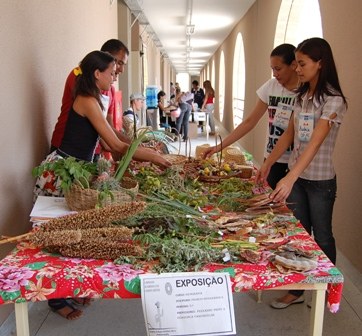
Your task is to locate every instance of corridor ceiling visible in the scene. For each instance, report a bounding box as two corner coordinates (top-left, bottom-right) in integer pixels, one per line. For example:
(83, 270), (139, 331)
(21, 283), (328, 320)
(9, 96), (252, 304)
(122, 0), (256, 75)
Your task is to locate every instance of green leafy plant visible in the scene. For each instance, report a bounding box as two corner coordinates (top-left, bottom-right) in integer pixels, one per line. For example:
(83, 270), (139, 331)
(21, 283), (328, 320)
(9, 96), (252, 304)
(32, 157), (97, 192)
(114, 129), (149, 181)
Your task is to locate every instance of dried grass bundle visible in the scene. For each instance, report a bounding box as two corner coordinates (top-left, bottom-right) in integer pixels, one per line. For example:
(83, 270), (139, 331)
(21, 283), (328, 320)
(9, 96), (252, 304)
(79, 227), (134, 241)
(59, 239), (143, 259)
(30, 229), (82, 247)
(30, 227), (134, 249)
(41, 201), (146, 232)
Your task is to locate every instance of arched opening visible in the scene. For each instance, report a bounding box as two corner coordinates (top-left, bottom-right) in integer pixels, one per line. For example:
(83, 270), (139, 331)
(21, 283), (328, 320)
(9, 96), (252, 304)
(211, 59), (215, 89)
(275, 0), (323, 47)
(219, 51), (225, 122)
(232, 33), (246, 128)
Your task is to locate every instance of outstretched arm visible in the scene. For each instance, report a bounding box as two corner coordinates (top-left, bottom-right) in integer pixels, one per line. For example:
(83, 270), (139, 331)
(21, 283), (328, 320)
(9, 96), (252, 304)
(203, 99), (268, 158)
(74, 96), (171, 168)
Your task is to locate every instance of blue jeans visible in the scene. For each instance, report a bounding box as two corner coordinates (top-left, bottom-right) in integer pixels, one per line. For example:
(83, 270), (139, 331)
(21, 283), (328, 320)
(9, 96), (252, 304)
(176, 103), (191, 140)
(288, 176), (337, 297)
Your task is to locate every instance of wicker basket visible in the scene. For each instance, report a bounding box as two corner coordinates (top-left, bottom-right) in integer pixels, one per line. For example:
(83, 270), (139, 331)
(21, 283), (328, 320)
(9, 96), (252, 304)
(195, 144), (210, 159)
(65, 185), (98, 211)
(162, 154), (188, 166)
(198, 171), (245, 183)
(65, 177), (139, 211)
(223, 148), (247, 165)
(100, 177), (139, 207)
(183, 159), (202, 179)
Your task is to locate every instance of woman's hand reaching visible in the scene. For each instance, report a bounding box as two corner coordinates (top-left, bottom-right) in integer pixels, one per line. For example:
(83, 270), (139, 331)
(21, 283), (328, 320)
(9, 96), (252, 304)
(202, 146), (219, 159)
(255, 162), (271, 186)
(269, 175), (295, 203)
(150, 153), (172, 168)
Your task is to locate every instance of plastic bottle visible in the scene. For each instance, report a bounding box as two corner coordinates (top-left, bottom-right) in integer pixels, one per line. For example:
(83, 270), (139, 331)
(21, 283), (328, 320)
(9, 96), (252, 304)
(145, 85), (158, 109)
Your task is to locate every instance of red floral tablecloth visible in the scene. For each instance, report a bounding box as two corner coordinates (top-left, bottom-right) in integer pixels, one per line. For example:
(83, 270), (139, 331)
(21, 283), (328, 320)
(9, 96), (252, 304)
(0, 223), (343, 313)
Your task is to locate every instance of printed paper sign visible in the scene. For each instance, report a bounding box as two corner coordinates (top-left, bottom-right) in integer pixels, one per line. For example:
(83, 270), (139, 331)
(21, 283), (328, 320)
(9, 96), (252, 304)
(140, 272), (236, 336)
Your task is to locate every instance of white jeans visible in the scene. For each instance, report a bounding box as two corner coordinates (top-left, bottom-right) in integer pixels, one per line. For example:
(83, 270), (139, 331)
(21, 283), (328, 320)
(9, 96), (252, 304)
(205, 103), (215, 132)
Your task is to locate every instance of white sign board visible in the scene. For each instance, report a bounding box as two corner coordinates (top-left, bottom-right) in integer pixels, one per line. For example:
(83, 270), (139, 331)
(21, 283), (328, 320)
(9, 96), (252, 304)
(140, 272), (236, 336)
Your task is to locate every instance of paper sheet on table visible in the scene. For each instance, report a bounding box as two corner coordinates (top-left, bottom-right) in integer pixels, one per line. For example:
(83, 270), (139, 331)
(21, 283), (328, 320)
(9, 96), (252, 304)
(140, 272), (236, 336)
(30, 196), (74, 219)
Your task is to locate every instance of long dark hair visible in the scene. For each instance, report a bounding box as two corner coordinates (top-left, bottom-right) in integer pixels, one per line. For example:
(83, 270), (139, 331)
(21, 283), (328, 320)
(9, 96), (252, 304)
(295, 37), (347, 106)
(157, 90), (166, 101)
(75, 51), (115, 110)
(270, 43), (296, 65)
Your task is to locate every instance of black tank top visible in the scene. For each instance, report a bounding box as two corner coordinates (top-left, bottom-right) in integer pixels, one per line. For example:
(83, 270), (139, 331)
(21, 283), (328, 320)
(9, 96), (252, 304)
(58, 108), (99, 162)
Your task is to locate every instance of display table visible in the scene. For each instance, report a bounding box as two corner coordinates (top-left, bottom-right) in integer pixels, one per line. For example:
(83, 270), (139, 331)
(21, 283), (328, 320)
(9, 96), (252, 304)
(0, 220), (343, 336)
(193, 110), (210, 140)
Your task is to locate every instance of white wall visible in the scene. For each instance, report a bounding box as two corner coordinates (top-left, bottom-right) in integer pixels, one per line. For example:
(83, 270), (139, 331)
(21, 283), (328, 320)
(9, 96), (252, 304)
(0, 0), (118, 322)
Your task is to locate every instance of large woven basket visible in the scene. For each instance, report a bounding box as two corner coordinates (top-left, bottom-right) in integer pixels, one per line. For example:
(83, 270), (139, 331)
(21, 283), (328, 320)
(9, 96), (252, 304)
(162, 154), (188, 166)
(65, 177), (138, 211)
(183, 159), (202, 179)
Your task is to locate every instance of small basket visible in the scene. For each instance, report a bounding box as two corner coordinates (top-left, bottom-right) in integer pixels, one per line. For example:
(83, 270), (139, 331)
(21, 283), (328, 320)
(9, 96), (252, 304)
(65, 184), (98, 211)
(100, 177), (139, 207)
(195, 144), (210, 160)
(223, 148), (247, 165)
(65, 177), (139, 211)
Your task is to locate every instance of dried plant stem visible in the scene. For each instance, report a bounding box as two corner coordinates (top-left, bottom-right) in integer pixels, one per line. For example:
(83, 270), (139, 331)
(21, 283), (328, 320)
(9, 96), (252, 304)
(0, 233), (31, 245)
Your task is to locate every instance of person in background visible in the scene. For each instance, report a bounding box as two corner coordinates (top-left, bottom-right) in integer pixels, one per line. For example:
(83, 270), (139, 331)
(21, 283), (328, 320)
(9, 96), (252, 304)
(191, 80), (205, 110)
(124, 93), (169, 153)
(174, 88), (192, 141)
(201, 80), (216, 135)
(158, 90), (175, 130)
(122, 93), (145, 140)
(36, 51), (171, 320)
(203, 44), (299, 189)
(50, 39), (130, 160)
(191, 79), (205, 125)
(256, 38), (347, 309)
(170, 82), (176, 99)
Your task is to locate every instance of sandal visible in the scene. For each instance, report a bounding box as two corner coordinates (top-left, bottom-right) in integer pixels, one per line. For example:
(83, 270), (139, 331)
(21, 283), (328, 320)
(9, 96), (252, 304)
(70, 297), (92, 306)
(48, 299), (83, 320)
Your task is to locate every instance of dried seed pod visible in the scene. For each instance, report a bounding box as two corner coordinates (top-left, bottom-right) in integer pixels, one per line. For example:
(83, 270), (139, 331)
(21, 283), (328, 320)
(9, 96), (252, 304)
(79, 227), (134, 241)
(41, 201), (146, 232)
(59, 239), (143, 259)
(30, 229), (82, 247)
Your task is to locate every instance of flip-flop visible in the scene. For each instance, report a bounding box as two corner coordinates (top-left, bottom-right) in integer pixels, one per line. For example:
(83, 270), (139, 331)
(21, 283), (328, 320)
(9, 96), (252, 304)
(48, 299), (83, 320)
(70, 297), (92, 306)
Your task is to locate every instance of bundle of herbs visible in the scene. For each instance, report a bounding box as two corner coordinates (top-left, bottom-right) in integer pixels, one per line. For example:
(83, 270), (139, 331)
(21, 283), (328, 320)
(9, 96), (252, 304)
(115, 235), (224, 273)
(33, 130), (150, 207)
(114, 201), (218, 239)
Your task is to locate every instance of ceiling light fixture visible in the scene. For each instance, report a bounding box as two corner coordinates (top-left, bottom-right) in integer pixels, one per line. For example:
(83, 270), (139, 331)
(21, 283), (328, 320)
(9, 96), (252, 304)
(186, 24), (195, 35)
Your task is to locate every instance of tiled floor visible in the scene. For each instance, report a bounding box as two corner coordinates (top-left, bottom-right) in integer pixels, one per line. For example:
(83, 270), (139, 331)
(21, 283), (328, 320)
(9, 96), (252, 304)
(1, 125), (361, 336)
